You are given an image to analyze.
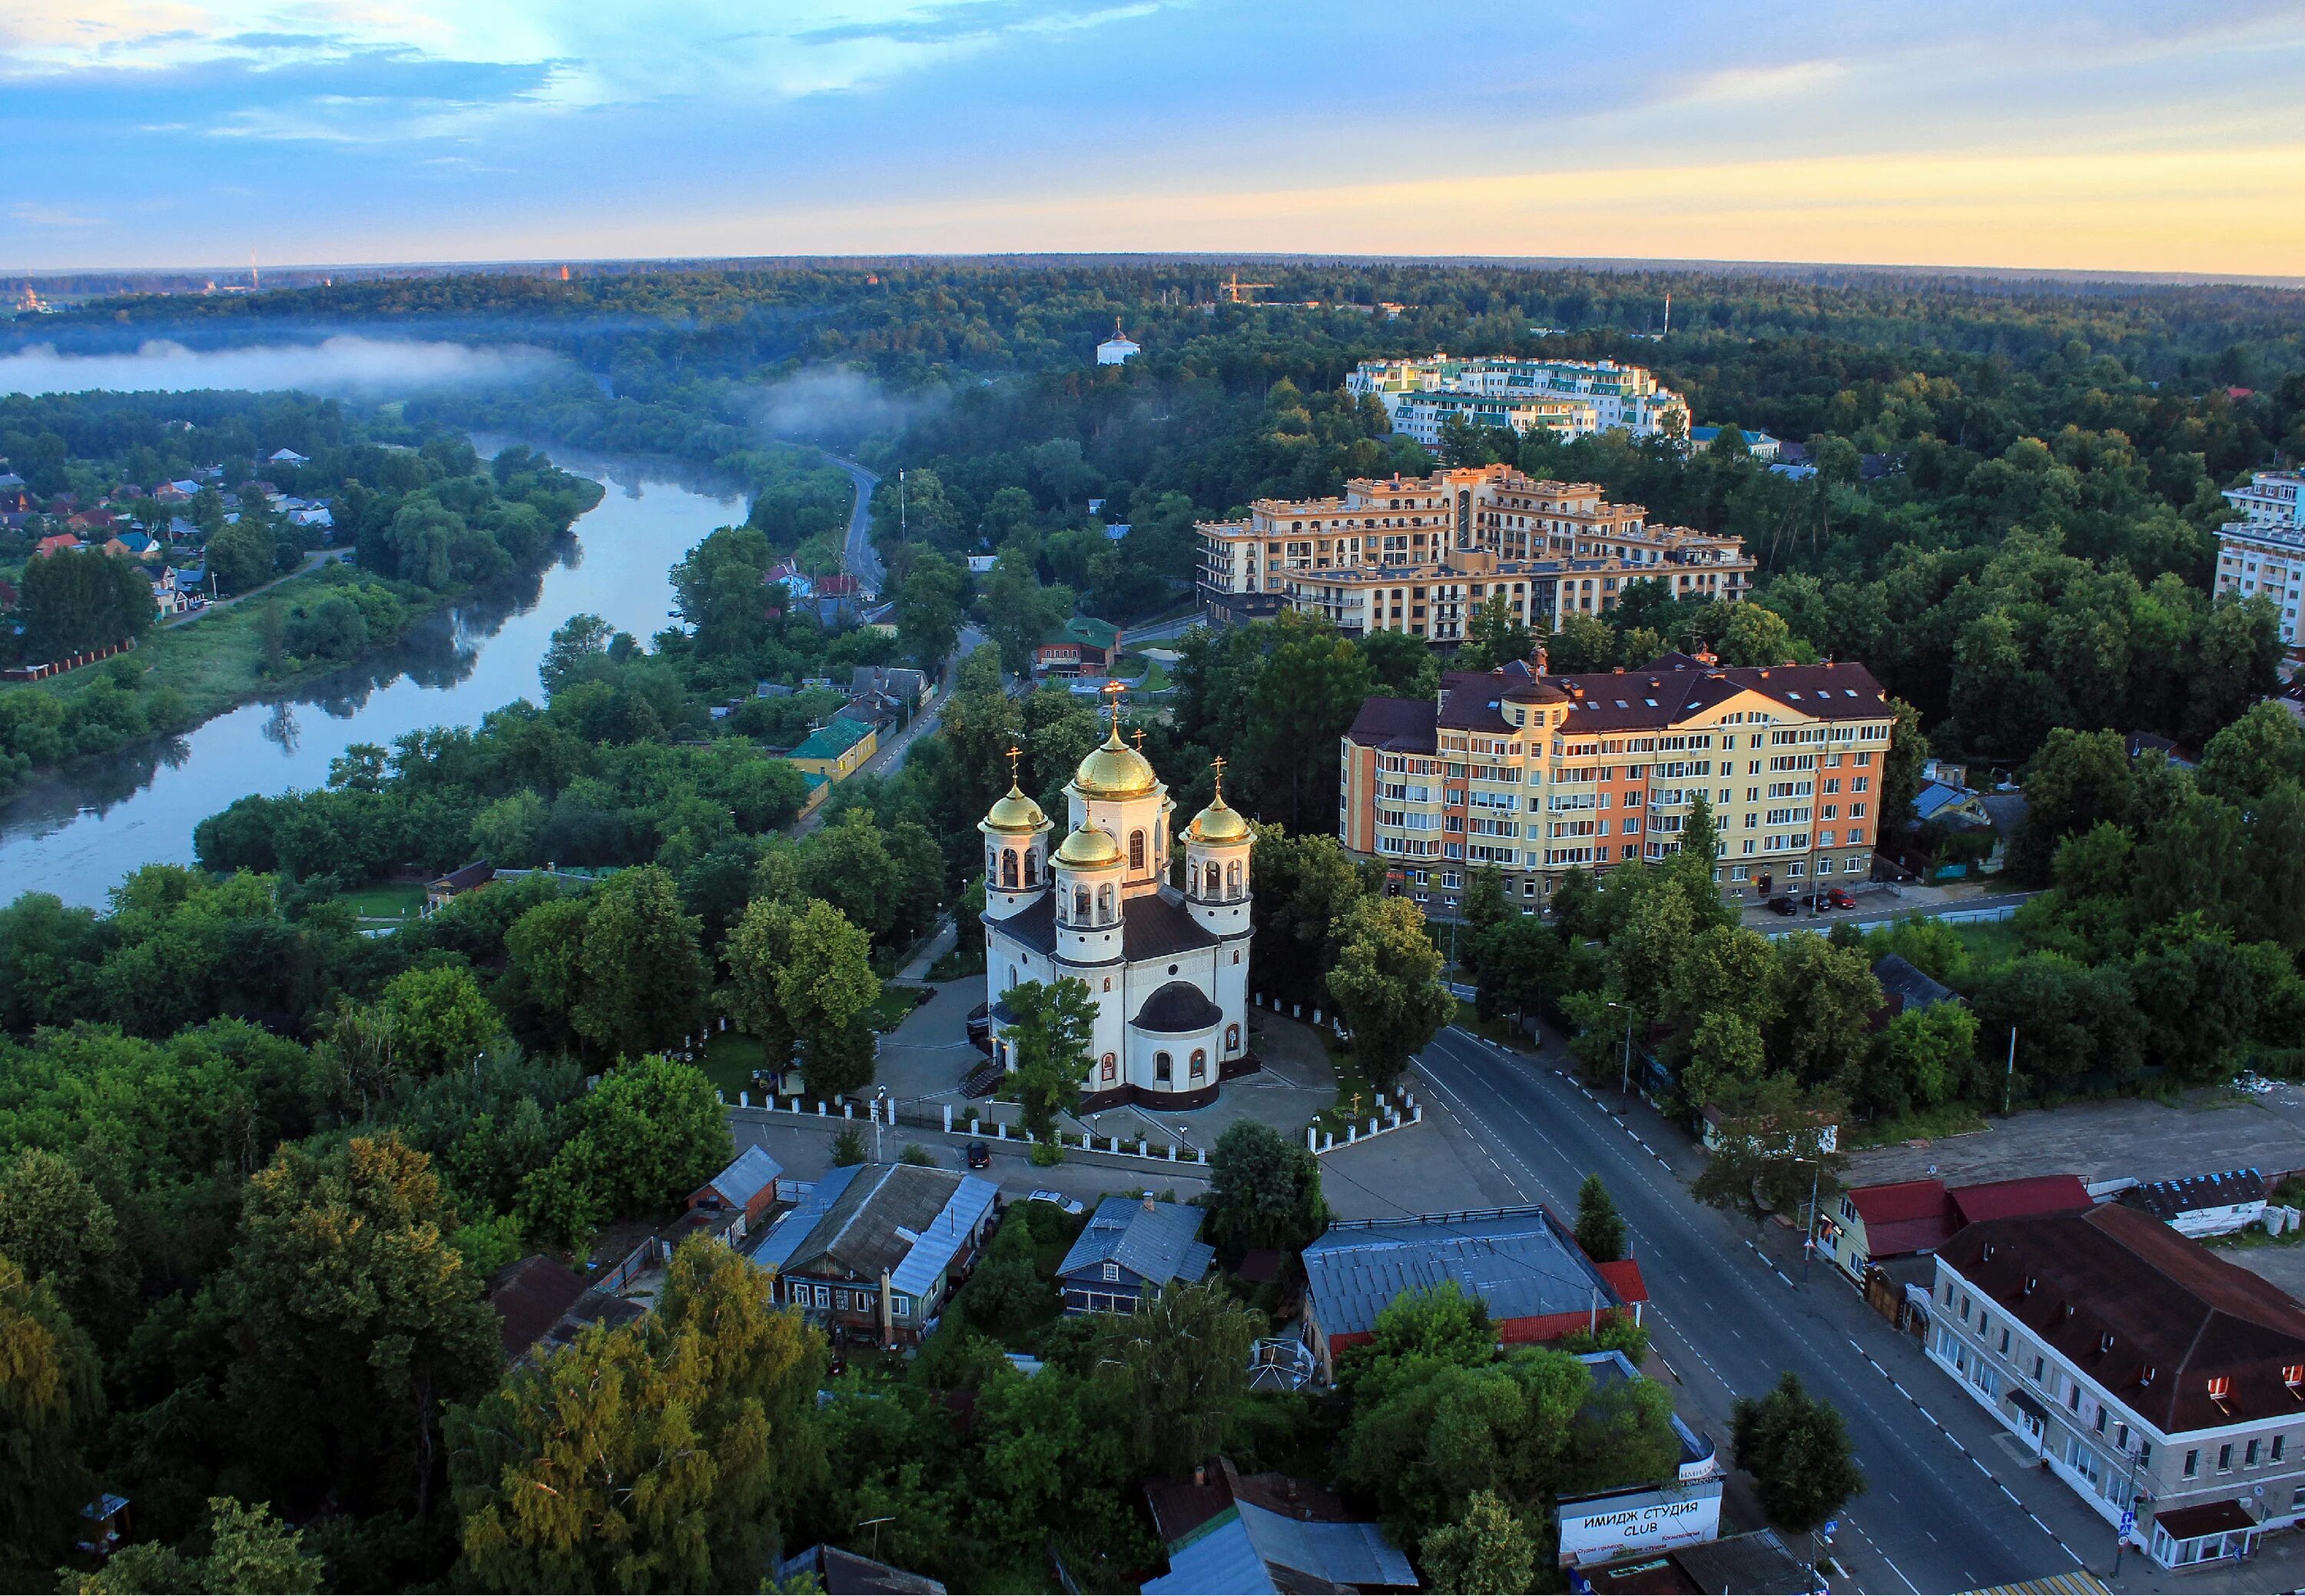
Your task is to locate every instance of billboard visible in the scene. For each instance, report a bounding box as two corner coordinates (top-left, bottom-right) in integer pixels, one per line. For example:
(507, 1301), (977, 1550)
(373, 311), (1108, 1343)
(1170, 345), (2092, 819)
(1557, 1479), (1724, 1568)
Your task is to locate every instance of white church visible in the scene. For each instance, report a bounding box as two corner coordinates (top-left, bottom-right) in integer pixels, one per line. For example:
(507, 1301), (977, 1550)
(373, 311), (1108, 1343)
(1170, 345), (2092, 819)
(979, 690), (1252, 1109)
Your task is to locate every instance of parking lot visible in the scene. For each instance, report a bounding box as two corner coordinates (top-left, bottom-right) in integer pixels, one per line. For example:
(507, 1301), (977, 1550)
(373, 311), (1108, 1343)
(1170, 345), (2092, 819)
(1847, 1087), (2305, 1190)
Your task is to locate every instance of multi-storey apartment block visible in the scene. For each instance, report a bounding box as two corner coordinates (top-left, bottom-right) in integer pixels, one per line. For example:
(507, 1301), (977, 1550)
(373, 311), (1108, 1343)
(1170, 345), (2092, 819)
(1339, 651), (1892, 913)
(1196, 464), (1754, 635)
(1347, 355), (1690, 442)
(2214, 470), (2305, 654)
(1927, 1202), (2305, 1571)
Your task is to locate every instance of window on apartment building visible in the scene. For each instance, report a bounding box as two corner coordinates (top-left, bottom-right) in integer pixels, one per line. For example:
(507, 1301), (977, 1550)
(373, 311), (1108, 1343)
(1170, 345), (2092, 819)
(2220, 1443), (2235, 1472)
(2276, 1435), (2287, 1462)
(2248, 1439), (2263, 1467)
(2094, 1406), (2108, 1435)
(2032, 1355), (2046, 1382)
(1999, 1328), (2011, 1354)
(2184, 1449), (2200, 1478)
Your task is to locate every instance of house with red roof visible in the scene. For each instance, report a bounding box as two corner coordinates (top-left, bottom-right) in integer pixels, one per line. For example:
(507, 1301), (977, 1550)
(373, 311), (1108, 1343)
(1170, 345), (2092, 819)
(34, 533), (81, 558)
(1817, 1173), (2092, 1284)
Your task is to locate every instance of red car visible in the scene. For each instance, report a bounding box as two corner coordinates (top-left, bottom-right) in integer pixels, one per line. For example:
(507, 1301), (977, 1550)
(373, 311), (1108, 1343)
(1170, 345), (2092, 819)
(1826, 887), (1856, 909)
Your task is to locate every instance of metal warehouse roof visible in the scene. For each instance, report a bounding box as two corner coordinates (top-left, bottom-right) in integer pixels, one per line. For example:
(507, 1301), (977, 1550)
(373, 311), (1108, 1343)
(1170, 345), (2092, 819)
(1302, 1206), (1616, 1336)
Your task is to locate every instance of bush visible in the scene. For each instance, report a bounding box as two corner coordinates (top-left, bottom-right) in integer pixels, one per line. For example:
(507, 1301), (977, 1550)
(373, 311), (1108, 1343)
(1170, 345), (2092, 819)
(1029, 1140), (1063, 1167)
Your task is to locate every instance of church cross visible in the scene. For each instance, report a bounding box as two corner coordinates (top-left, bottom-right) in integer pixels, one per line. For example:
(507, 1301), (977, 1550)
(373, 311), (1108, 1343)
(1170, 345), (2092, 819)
(1005, 744), (1023, 786)
(1210, 754), (1227, 798)
(1100, 678), (1126, 732)
(1132, 728), (1146, 752)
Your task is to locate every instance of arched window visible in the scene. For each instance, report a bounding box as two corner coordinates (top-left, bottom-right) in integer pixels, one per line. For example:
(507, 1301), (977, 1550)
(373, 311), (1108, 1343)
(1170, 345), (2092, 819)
(1155, 1051), (1173, 1083)
(1189, 1049), (1207, 1080)
(1204, 862), (1221, 897)
(1008, 966), (1017, 988)
(1074, 888), (1091, 921)
(1225, 1024), (1240, 1052)
(1096, 883), (1114, 924)
(1129, 829), (1146, 873)
(1001, 849), (1019, 888)
(1226, 861), (1242, 898)
(1022, 851), (1037, 886)
(1100, 1051), (1117, 1083)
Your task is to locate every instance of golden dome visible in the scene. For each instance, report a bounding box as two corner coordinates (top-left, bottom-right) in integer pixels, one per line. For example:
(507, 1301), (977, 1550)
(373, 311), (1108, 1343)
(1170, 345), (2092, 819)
(1073, 728), (1159, 800)
(1187, 794), (1250, 844)
(1053, 821), (1123, 869)
(981, 784), (1048, 835)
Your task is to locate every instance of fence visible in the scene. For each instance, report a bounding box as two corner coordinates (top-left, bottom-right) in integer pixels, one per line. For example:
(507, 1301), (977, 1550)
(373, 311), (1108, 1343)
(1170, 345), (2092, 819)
(1306, 1085), (1422, 1156)
(719, 1089), (1216, 1167)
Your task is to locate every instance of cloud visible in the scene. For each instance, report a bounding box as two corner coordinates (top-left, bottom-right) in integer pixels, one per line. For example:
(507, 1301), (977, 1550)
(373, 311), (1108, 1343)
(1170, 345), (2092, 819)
(12, 202), (104, 226)
(746, 365), (944, 446)
(0, 334), (561, 397)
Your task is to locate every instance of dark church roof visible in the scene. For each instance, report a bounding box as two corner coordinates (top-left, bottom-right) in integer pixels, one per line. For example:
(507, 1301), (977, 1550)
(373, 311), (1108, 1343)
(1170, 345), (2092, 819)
(1133, 980), (1224, 1034)
(990, 888), (1220, 963)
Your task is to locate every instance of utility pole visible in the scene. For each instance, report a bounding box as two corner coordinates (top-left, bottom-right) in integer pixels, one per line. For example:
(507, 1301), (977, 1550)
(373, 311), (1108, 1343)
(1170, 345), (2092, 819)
(1803, 1153), (1822, 1282)
(2005, 1026), (2018, 1116)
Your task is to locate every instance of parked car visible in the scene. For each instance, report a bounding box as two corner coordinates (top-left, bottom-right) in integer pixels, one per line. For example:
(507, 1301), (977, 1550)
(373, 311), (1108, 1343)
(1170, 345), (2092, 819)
(965, 1140), (991, 1170)
(1025, 1189), (1085, 1215)
(1826, 887), (1856, 909)
(1767, 894), (1799, 916)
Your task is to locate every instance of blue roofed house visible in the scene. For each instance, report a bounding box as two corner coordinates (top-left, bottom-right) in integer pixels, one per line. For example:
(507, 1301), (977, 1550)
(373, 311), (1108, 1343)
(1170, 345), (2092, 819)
(748, 1163), (997, 1347)
(1143, 1458), (1418, 1594)
(1056, 1196), (1215, 1315)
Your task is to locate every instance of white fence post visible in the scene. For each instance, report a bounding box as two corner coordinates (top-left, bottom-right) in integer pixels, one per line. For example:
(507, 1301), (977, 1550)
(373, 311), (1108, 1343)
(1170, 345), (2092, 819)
(1197, 1146), (1208, 1166)
(1347, 1123), (1357, 1144)
(739, 1091), (749, 1109)
(842, 1101), (853, 1120)
(1138, 1136), (1149, 1157)
(1307, 1126), (1318, 1153)
(943, 1104), (953, 1132)
(1312, 1007), (1322, 1025)
(817, 1100), (827, 1117)
(715, 1090), (725, 1106)
(1292, 1002), (1302, 1018)
(1322, 1130), (1335, 1153)
(997, 1122), (1007, 1140)
(1413, 1104), (1424, 1123)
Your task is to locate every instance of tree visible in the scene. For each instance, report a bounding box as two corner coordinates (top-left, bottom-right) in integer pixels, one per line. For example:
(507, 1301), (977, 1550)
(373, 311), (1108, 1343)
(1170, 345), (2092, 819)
(1326, 896), (1453, 1086)
(571, 865), (707, 1060)
(724, 898), (802, 1075)
(2011, 728), (2131, 882)
(1249, 826), (1372, 1003)
(1575, 1173), (1627, 1263)
(205, 519), (277, 597)
(519, 1056), (732, 1249)
(449, 1237), (826, 1592)
(211, 1136), (502, 1518)
(800, 809), (904, 950)
(1766, 934), (1882, 1088)
(779, 899), (881, 1100)
(1454, 596), (1533, 671)
(1732, 1372), (1866, 1534)
(1002, 976), (1097, 1140)
(1419, 1490), (1537, 1596)
(1113, 1282), (1263, 1475)
(377, 964), (498, 1077)
(1879, 696), (1930, 831)
(895, 553), (964, 672)
(1692, 1075), (1848, 1219)
(0, 1150), (128, 1336)
(2198, 700), (2305, 803)
(1203, 1120), (1327, 1253)
(17, 548), (156, 662)
(1879, 1002), (1978, 1111)
(980, 556), (1072, 677)
(1242, 616), (1374, 829)
(1719, 602), (1797, 666)
(67, 1497), (324, 1595)
(539, 612), (613, 695)
(0, 1252), (102, 1581)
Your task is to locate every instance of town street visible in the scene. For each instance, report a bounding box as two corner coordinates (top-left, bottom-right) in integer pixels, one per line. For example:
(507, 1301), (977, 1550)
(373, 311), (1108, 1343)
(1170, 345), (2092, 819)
(824, 451), (884, 596)
(1411, 1024), (2121, 1594)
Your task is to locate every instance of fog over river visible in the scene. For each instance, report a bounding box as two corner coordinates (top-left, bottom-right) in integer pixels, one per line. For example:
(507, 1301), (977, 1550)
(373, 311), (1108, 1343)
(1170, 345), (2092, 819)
(0, 445), (742, 909)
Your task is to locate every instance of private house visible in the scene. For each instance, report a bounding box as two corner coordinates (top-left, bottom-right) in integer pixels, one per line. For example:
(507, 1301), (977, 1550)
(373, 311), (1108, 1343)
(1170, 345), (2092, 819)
(2119, 1170), (2270, 1239)
(849, 664), (930, 714)
(268, 448), (309, 466)
(685, 1146), (784, 1238)
(1555, 1350), (1723, 1570)
(1686, 425), (1784, 461)
(1872, 953), (1959, 1020)
(1143, 1458), (1418, 1594)
(786, 717), (878, 783)
(748, 1163), (997, 1347)
(1816, 1174), (2091, 1284)
(1056, 1196), (1215, 1315)
(151, 566), (189, 617)
(1927, 1202), (2305, 1570)
(1298, 1205), (1647, 1384)
(34, 533), (81, 557)
(485, 1254), (646, 1369)
(423, 860), (496, 914)
(1033, 616), (1122, 677)
(771, 1545), (945, 1594)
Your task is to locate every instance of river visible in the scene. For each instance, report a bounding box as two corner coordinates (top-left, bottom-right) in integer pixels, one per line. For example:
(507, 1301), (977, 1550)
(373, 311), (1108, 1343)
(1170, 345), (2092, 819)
(0, 446), (745, 909)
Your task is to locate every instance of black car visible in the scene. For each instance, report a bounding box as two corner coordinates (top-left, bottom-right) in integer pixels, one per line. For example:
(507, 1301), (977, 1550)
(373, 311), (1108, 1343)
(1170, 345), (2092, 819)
(1766, 894), (1799, 916)
(964, 1140), (991, 1170)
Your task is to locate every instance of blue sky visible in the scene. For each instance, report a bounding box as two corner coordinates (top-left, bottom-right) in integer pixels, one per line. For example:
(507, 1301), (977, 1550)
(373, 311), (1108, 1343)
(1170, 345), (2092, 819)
(6, 1), (2304, 273)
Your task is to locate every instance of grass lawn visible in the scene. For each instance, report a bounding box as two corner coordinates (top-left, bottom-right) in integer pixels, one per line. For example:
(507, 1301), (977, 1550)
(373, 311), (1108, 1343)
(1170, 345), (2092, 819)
(927, 943), (987, 982)
(1948, 920), (2025, 971)
(869, 983), (930, 1032)
(698, 1032), (771, 1100)
(1849, 1101), (1992, 1148)
(1305, 1028), (1384, 1137)
(337, 881), (424, 925)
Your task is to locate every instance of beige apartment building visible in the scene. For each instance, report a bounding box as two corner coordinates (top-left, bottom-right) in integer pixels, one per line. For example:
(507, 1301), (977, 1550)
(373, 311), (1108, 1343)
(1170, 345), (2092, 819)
(1339, 651), (1892, 914)
(2214, 470), (2305, 655)
(1197, 464), (1753, 639)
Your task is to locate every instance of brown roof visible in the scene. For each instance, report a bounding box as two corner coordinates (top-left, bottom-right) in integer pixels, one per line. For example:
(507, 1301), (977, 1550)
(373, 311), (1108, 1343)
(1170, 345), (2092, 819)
(486, 1255), (591, 1359)
(1343, 654), (1891, 752)
(2155, 1499), (2256, 1539)
(1948, 1175), (2091, 1225)
(1940, 1203), (2305, 1432)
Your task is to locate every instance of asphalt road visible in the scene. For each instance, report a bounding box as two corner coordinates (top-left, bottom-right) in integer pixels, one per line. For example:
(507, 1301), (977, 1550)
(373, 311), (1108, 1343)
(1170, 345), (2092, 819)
(1413, 1024), (2112, 1594)
(823, 451), (884, 597)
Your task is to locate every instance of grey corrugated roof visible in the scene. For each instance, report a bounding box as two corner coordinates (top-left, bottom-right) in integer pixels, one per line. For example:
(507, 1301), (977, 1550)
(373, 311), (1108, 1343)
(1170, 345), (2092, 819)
(1239, 1501), (1416, 1589)
(1302, 1208), (1613, 1336)
(1873, 954), (1956, 1013)
(748, 1164), (996, 1298)
(1059, 1196), (1214, 1288)
(1143, 1517), (1276, 1595)
(704, 1144), (782, 1209)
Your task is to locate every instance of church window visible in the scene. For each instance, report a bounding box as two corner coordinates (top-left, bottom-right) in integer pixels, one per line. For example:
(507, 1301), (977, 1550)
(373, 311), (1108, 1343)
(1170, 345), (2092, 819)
(1190, 1050), (1207, 1080)
(1156, 1051), (1173, 1083)
(1008, 966), (1018, 988)
(1225, 1024), (1240, 1052)
(1001, 849), (1018, 888)
(1074, 888), (1091, 921)
(1096, 884), (1114, 923)
(1226, 861), (1242, 898)
(1101, 1051), (1116, 1082)
(1130, 830), (1146, 872)
(1023, 852), (1037, 886)
(1232, 951), (1240, 965)
(1204, 862), (1221, 897)
(1103, 976), (1113, 991)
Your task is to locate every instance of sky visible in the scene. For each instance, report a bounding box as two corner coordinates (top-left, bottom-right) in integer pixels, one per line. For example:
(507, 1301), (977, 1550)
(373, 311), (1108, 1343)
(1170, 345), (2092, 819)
(5, 1), (2305, 275)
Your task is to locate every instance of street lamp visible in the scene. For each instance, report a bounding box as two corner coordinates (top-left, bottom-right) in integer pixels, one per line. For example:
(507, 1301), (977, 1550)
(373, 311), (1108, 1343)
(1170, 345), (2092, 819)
(2003, 1026), (2018, 1117)
(873, 1087), (888, 1164)
(1605, 1001), (1633, 1098)
(1791, 1152), (1824, 1283)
